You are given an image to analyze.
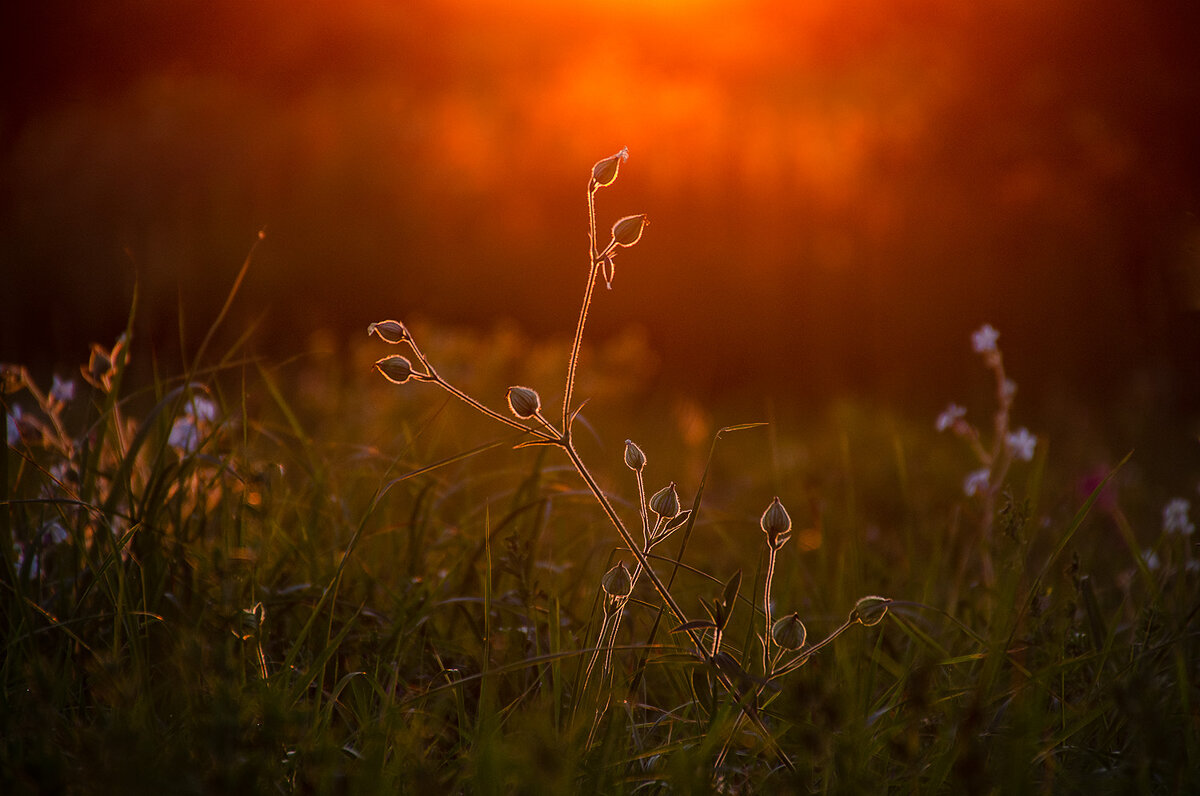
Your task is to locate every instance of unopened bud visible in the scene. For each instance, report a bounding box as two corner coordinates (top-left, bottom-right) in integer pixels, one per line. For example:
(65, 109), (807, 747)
(649, 482), (681, 520)
(591, 147), (628, 188)
(624, 439), (646, 472)
(760, 497), (792, 550)
(850, 595), (891, 627)
(375, 355), (414, 384)
(87, 344), (113, 384)
(1, 364), (26, 395)
(771, 612), (808, 650)
(506, 386), (541, 419)
(601, 562), (633, 597)
(367, 320), (409, 344)
(611, 214), (648, 248)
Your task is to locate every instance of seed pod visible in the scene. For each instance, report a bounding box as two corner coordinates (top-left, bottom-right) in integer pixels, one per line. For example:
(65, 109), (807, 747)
(850, 595), (890, 627)
(611, 214), (648, 248)
(771, 612), (808, 650)
(624, 439), (647, 472)
(506, 386), (541, 419)
(591, 147), (628, 188)
(367, 320), (409, 344)
(601, 562), (633, 597)
(760, 497), (792, 550)
(649, 482), (681, 520)
(375, 355), (414, 384)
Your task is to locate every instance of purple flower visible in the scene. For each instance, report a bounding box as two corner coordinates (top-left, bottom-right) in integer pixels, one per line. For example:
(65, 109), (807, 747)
(971, 324), (1000, 354)
(1006, 428), (1037, 462)
(50, 375), (76, 403)
(936, 403), (967, 432)
(963, 468), (991, 497)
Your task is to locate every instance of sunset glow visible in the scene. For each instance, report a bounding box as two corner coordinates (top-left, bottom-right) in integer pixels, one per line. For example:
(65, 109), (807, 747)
(4, 0), (1197, 406)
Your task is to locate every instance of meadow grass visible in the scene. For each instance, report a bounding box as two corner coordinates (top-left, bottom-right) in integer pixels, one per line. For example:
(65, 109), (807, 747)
(4, 152), (1199, 794)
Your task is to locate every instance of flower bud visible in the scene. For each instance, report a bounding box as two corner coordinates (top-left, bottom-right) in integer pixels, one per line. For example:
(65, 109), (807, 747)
(591, 147), (628, 188)
(601, 562), (633, 597)
(771, 612), (808, 650)
(760, 497), (792, 550)
(86, 344), (113, 385)
(850, 595), (890, 627)
(375, 355), (414, 384)
(623, 439), (646, 472)
(649, 482), (681, 520)
(506, 386), (541, 419)
(611, 214), (648, 248)
(367, 320), (409, 344)
(0, 364), (26, 395)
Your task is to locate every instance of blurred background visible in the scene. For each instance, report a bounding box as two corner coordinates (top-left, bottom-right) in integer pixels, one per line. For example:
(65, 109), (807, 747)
(3, 0), (1199, 427)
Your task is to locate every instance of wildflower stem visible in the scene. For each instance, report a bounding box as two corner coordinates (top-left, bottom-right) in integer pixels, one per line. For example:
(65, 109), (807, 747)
(762, 545), (777, 675)
(769, 619), (856, 681)
(428, 376), (557, 442)
(563, 262), (600, 430)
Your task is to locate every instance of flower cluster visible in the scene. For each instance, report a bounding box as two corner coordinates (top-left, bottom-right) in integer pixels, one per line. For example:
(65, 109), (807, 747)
(936, 324), (1038, 498)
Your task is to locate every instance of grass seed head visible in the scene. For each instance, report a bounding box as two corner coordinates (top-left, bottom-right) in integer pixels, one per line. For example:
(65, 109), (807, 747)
(506, 385), (541, 419)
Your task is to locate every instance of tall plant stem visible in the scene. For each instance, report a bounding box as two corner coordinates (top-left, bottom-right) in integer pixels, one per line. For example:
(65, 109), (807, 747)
(762, 546), (778, 674)
(562, 262), (599, 430)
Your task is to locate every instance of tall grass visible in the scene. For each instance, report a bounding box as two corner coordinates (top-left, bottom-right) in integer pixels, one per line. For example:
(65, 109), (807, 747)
(3, 152), (1198, 794)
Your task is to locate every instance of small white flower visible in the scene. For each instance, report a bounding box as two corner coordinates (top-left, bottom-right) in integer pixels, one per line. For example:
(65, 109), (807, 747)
(1163, 498), (1194, 536)
(936, 403), (967, 432)
(971, 324), (1000, 354)
(1001, 379), (1017, 401)
(169, 419), (201, 454)
(1006, 428), (1037, 462)
(1140, 548), (1161, 571)
(185, 395), (217, 424)
(964, 468), (991, 497)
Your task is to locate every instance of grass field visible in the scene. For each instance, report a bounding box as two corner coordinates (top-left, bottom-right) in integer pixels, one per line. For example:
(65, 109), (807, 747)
(4, 155), (1199, 794)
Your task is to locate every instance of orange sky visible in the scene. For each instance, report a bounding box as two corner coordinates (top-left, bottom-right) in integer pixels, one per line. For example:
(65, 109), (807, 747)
(3, 0), (1198, 409)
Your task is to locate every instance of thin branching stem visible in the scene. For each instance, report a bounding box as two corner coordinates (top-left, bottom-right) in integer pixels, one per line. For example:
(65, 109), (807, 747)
(426, 375), (557, 442)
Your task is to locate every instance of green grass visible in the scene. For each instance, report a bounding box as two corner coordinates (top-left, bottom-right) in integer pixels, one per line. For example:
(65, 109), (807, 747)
(5, 325), (1197, 794)
(4, 154), (1199, 793)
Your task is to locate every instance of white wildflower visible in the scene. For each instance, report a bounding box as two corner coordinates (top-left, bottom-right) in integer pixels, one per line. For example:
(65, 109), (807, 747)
(964, 468), (990, 497)
(936, 403), (967, 432)
(1006, 427), (1037, 462)
(1163, 498), (1194, 536)
(971, 324), (1000, 354)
